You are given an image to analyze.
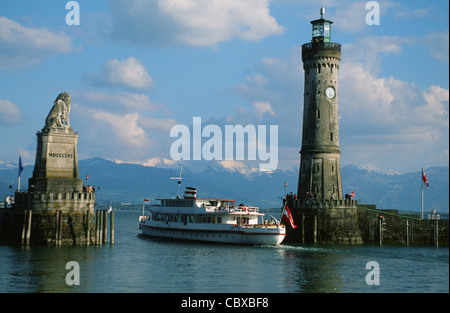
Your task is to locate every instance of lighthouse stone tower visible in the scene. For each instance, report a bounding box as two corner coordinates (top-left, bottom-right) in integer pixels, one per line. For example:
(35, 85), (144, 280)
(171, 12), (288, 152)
(298, 8), (343, 201)
(286, 9), (362, 244)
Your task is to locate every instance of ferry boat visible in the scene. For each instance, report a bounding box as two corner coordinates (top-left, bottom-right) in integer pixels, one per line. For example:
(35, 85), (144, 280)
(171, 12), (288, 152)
(139, 187), (289, 245)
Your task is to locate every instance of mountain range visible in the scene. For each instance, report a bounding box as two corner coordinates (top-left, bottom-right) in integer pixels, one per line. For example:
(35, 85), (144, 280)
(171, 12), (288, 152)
(1, 157), (448, 213)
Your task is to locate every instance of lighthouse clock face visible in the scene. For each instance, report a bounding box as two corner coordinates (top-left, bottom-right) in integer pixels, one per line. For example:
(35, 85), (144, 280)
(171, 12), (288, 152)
(325, 86), (335, 99)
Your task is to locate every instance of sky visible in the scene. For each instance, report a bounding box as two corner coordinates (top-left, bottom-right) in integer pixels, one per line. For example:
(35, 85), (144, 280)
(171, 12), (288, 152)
(0, 0), (448, 174)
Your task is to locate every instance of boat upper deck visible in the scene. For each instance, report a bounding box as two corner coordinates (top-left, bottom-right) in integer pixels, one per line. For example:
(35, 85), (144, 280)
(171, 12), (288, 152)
(151, 197), (261, 215)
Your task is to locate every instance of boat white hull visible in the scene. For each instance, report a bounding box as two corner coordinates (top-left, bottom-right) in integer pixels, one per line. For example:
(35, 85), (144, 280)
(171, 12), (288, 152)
(139, 221), (285, 245)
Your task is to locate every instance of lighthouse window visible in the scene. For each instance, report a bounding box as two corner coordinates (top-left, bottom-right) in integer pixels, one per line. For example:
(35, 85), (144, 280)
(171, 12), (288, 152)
(330, 132), (334, 141)
(317, 110), (320, 120)
(312, 25), (323, 38)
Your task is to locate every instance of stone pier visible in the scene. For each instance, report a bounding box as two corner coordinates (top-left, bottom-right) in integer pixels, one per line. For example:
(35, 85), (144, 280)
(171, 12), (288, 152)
(9, 92), (97, 245)
(286, 199), (363, 244)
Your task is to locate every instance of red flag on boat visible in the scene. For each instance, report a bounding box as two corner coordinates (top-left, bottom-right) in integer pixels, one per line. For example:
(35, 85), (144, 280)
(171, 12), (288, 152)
(422, 168), (429, 189)
(282, 204), (297, 229)
(144, 199), (150, 203)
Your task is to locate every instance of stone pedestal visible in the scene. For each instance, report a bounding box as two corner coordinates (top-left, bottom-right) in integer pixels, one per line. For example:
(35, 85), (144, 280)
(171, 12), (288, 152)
(29, 127), (82, 193)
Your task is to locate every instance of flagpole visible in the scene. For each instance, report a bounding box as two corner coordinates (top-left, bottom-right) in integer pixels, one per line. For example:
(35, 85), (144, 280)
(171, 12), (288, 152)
(280, 201), (286, 226)
(279, 181), (288, 225)
(17, 153), (22, 192)
(421, 169), (424, 220)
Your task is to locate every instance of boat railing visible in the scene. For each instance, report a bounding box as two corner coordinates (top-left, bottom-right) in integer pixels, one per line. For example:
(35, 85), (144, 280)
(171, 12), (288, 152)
(233, 206), (259, 213)
(239, 223), (282, 229)
(205, 205), (260, 213)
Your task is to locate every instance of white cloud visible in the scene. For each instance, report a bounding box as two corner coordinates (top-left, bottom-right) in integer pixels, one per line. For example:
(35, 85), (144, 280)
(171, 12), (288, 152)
(393, 2), (436, 19)
(107, 0), (284, 46)
(141, 157), (177, 167)
(74, 90), (164, 112)
(91, 111), (149, 148)
(85, 57), (154, 91)
(342, 36), (413, 75)
(252, 101), (275, 119)
(339, 59), (449, 171)
(422, 31), (449, 64)
(0, 17), (75, 69)
(228, 47), (302, 144)
(71, 92), (178, 163)
(0, 99), (23, 126)
(332, 1), (368, 34)
(420, 85), (449, 126)
(138, 116), (178, 133)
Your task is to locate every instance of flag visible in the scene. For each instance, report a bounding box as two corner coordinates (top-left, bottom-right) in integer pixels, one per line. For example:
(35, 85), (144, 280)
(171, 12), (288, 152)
(282, 204), (297, 229)
(144, 199), (150, 203)
(422, 168), (429, 189)
(18, 155), (23, 177)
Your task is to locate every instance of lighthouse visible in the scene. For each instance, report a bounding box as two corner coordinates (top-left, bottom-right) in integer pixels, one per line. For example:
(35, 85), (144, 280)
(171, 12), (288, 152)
(297, 7), (343, 201)
(287, 8), (363, 244)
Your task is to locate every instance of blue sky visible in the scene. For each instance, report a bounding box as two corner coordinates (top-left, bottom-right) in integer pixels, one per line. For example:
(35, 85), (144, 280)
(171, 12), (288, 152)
(0, 0), (448, 173)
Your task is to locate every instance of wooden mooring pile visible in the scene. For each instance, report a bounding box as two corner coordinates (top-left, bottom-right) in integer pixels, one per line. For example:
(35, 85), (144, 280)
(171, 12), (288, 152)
(17, 208), (114, 246)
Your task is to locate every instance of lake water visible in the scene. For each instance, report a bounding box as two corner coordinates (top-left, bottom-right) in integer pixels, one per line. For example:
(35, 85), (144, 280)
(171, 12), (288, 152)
(0, 210), (448, 294)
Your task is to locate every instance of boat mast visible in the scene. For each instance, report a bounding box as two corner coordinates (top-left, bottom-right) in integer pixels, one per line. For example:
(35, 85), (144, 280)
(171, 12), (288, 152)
(170, 161), (183, 198)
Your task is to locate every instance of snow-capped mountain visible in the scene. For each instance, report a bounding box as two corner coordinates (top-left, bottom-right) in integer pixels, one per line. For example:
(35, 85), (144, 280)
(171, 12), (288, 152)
(355, 162), (402, 176)
(1, 157), (448, 212)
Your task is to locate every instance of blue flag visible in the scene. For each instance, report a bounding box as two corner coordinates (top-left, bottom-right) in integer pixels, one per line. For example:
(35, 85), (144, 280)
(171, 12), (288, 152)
(18, 155), (23, 177)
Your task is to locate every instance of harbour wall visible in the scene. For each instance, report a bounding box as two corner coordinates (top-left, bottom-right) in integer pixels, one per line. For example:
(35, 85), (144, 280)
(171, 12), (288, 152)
(286, 199), (449, 246)
(286, 199), (363, 244)
(358, 205), (449, 246)
(0, 191), (98, 245)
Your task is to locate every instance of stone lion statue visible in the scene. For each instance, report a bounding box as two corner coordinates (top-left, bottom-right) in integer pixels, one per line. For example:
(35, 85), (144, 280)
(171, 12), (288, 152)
(45, 92), (71, 128)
